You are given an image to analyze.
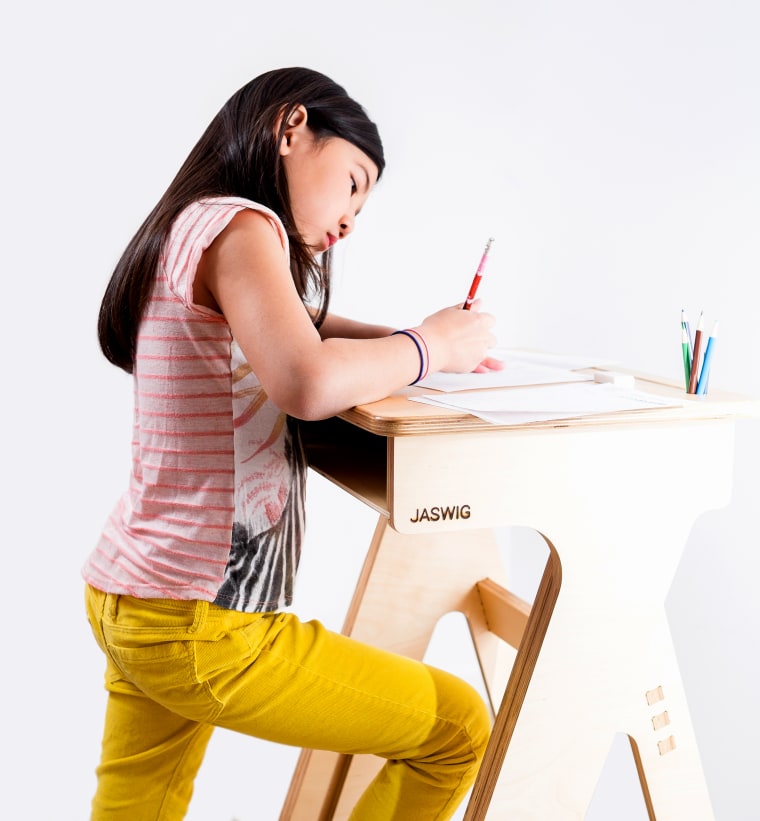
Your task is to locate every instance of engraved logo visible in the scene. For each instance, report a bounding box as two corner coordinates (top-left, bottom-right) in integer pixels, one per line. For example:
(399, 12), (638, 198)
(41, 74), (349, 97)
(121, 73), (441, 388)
(410, 505), (471, 523)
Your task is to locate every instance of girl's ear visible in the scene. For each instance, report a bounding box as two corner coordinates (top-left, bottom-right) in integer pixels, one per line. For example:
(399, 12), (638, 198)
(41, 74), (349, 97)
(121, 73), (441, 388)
(277, 104), (309, 156)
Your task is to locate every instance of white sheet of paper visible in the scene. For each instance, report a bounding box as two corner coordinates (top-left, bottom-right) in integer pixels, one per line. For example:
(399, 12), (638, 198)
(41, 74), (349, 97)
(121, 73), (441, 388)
(410, 382), (682, 426)
(415, 349), (615, 392)
(416, 362), (593, 392)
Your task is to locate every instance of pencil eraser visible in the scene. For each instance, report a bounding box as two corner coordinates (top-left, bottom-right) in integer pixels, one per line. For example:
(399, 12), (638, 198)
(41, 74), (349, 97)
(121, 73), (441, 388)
(593, 370), (635, 388)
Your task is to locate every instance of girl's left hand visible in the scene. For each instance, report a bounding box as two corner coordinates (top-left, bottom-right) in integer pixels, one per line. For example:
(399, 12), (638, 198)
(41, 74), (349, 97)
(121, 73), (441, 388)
(472, 355), (505, 374)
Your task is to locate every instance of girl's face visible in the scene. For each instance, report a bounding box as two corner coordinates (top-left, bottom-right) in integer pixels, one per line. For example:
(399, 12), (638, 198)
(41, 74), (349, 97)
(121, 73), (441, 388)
(279, 108), (379, 254)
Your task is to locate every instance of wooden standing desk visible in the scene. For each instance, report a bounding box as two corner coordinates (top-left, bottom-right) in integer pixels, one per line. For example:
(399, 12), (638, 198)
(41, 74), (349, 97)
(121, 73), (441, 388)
(280, 371), (759, 820)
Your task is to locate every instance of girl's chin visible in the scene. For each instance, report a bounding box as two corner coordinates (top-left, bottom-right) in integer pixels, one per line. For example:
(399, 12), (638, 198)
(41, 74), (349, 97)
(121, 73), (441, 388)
(307, 246), (329, 261)
(310, 241), (332, 256)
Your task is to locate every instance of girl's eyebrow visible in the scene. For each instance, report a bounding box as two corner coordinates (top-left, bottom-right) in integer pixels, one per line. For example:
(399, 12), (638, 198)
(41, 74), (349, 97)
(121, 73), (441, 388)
(358, 164), (372, 192)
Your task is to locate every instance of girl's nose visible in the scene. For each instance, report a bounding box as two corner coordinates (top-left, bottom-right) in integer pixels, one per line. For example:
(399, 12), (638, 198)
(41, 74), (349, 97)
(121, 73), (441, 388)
(339, 214), (355, 238)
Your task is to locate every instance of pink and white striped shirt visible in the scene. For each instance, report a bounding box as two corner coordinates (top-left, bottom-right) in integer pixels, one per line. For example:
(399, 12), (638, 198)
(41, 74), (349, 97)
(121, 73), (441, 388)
(82, 197), (307, 612)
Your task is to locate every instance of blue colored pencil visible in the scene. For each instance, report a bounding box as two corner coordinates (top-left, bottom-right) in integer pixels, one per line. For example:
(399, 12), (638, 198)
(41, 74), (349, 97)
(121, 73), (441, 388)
(696, 321), (718, 395)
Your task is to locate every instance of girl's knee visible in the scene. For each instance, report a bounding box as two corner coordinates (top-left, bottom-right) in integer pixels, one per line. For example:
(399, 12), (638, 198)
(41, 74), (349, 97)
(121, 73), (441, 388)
(463, 682), (491, 766)
(432, 667), (491, 764)
(473, 692), (491, 751)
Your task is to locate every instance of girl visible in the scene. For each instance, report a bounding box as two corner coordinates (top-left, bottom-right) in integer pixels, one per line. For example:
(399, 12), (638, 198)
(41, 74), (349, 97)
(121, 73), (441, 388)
(83, 66), (500, 820)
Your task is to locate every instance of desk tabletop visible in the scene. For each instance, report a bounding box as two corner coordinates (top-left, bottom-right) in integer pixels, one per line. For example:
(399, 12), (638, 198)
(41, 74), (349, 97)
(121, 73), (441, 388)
(338, 370), (760, 437)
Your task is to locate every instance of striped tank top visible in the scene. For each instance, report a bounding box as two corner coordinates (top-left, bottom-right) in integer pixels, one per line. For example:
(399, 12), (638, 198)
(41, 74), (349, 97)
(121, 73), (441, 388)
(82, 197), (307, 612)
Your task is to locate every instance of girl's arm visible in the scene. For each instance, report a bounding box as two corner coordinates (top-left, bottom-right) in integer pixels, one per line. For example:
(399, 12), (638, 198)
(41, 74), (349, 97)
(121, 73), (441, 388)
(317, 312), (506, 372)
(198, 209), (497, 421)
(315, 312), (395, 340)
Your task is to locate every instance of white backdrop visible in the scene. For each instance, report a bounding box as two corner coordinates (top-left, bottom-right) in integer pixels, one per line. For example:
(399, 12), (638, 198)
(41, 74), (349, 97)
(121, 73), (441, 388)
(3, 1), (759, 819)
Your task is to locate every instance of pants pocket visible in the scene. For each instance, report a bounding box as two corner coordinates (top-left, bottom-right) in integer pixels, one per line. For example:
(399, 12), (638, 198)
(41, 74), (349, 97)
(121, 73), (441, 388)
(102, 598), (224, 722)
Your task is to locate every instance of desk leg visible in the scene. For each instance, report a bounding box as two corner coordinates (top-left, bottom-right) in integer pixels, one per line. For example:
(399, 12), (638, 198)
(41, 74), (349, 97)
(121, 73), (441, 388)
(465, 526), (716, 821)
(628, 612), (715, 820)
(280, 516), (514, 821)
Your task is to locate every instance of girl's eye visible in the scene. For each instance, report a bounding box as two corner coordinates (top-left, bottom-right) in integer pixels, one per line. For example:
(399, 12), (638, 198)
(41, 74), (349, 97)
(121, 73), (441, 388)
(350, 177), (357, 194)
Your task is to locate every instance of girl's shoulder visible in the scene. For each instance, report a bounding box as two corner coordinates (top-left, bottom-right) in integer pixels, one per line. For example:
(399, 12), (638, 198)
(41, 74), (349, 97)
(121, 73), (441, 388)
(175, 196), (288, 251)
(162, 197), (289, 311)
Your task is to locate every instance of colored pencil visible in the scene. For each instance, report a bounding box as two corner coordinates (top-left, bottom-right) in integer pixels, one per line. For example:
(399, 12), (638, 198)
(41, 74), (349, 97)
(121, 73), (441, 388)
(463, 238), (494, 310)
(696, 321), (718, 395)
(687, 312), (704, 394)
(681, 326), (691, 391)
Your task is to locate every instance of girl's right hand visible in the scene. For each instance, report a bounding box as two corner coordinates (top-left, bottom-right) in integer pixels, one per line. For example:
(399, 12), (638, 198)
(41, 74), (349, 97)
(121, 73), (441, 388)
(415, 301), (499, 374)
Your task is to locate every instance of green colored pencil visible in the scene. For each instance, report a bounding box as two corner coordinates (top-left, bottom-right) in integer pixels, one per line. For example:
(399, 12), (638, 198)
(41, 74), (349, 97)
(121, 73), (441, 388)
(681, 326), (691, 391)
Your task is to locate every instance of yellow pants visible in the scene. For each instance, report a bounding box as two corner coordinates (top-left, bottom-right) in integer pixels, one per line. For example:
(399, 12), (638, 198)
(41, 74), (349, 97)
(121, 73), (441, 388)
(85, 584), (490, 820)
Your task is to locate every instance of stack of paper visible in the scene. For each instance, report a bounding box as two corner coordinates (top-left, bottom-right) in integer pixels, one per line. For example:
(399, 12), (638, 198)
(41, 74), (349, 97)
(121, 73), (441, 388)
(411, 383), (680, 426)
(412, 350), (681, 426)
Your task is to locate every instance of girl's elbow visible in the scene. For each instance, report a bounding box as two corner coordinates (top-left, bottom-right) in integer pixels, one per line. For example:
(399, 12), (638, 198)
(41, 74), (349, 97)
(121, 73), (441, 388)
(284, 396), (333, 422)
(269, 375), (338, 421)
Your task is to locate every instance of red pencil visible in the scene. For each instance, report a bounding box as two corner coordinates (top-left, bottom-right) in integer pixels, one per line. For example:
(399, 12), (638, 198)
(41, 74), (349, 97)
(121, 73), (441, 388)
(463, 237), (494, 310)
(687, 312), (705, 393)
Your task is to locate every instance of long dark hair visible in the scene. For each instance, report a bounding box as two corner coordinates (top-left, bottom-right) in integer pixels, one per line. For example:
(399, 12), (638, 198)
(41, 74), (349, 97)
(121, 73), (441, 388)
(98, 67), (385, 373)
